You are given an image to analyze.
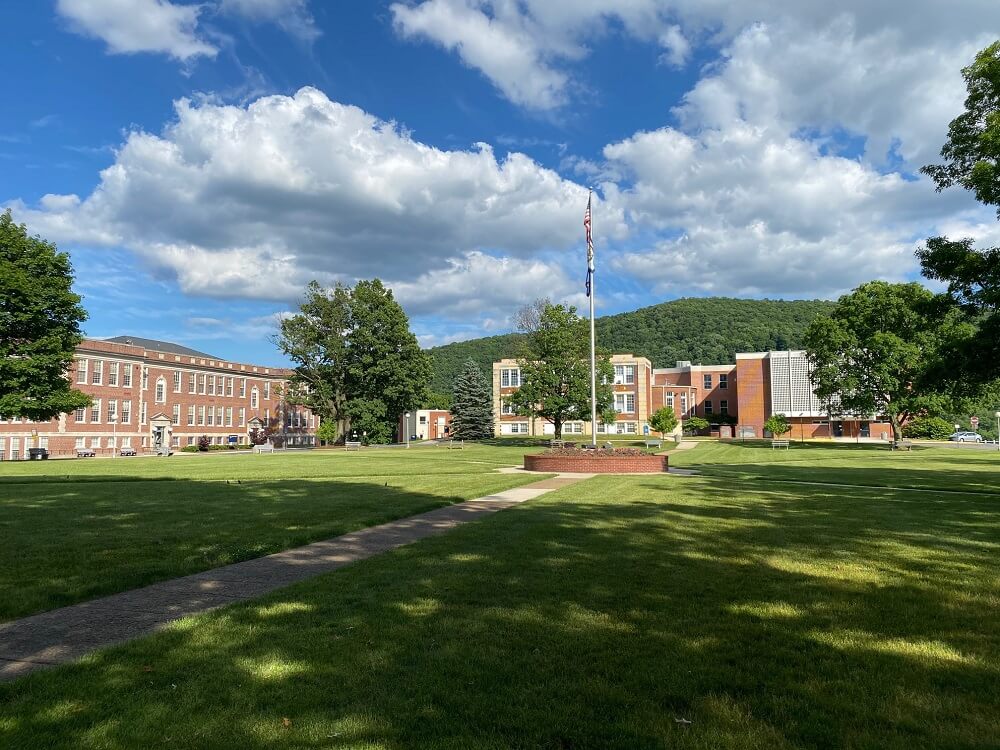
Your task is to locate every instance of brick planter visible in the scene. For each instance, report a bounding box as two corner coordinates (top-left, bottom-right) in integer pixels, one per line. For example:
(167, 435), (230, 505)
(524, 453), (668, 473)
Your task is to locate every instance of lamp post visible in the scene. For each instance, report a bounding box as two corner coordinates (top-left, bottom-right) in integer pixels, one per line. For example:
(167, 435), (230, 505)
(404, 412), (410, 449)
(995, 411), (999, 452)
(110, 415), (118, 458)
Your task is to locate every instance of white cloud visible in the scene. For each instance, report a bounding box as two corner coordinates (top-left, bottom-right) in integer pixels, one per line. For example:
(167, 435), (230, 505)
(56, 0), (218, 61)
(219, 0), (320, 42)
(8, 87), (605, 304)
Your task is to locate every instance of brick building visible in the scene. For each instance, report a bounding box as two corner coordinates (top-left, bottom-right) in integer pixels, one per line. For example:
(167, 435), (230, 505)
(399, 409), (452, 441)
(0, 337), (318, 459)
(493, 349), (893, 440)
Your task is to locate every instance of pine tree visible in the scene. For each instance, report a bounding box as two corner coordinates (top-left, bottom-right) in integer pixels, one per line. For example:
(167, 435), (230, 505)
(450, 358), (494, 440)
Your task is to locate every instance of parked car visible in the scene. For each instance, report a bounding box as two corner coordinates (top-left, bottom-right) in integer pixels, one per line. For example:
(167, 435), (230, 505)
(949, 431), (983, 443)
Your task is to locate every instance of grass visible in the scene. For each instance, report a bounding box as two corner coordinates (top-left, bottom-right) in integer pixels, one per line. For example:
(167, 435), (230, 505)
(0, 445), (546, 621)
(1, 442), (998, 748)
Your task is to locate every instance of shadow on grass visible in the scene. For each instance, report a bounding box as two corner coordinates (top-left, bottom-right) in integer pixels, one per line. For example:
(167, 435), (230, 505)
(2, 472), (999, 748)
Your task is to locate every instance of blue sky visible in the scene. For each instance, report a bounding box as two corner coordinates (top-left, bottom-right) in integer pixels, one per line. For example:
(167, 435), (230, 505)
(2, 1), (998, 365)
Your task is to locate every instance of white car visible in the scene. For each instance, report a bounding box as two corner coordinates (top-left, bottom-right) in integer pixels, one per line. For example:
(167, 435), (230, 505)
(949, 431), (983, 443)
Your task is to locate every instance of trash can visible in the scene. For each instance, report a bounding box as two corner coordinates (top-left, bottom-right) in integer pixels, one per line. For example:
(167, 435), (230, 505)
(674, 434), (682, 444)
(28, 448), (49, 460)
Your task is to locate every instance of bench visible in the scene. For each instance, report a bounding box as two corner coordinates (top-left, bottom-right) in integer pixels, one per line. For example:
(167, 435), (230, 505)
(76, 449), (96, 458)
(119, 448), (137, 457)
(644, 439), (662, 449)
(771, 440), (790, 450)
(254, 444), (276, 454)
(892, 440), (913, 451)
(446, 439), (465, 449)
(344, 441), (362, 451)
(549, 439), (566, 448)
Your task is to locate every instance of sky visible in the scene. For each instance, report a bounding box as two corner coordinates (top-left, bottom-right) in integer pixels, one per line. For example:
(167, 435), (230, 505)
(2, 1), (1000, 365)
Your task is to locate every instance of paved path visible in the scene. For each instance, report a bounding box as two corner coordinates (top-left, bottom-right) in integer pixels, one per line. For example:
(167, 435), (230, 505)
(0, 474), (591, 682)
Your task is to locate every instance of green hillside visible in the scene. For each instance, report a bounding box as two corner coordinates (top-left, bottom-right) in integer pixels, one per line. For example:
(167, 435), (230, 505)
(426, 297), (836, 395)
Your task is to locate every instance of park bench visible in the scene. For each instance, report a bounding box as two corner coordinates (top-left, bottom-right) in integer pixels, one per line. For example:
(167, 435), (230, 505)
(446, 439), (465, 449)
(254, 443), (276, 454)
(644, 439), (662, 449)
(771, 440), (790, 450)
(76, 449), (96, 458)
(119, 448), (137, 457)
(549, 439), (566, 448)
(892, 440), (913, 451)
(344, 441), (362, 451)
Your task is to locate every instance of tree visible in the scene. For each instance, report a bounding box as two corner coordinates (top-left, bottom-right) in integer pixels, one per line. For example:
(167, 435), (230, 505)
(450, 358), (494, 440)
(649, 407), (678, 437)
(276, 279), (431, 444)
(763, 414), (790, 438)
(508, 302), (613, 439)
(919, 42), (1000, 387)
(315, 419), (338, 445)
(902, 416), (954, 440)
(683, 415), (709, 436)
(0, 210), (90, 421)
(804, 281), (962, 442)
(422, 390), (452, 410)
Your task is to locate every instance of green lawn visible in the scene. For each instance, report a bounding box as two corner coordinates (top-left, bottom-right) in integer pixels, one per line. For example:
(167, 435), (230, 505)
(0, 446), (545, 621)
(2, 443), (998, 748)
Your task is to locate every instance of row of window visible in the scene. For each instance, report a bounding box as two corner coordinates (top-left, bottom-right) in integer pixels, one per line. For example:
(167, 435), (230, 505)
(702, 373), (729, 389)
(501, 365), (639, 389)
(703, 400), (730, 416)
(74, 400), (135, 424)
(76, 359), (274, 402)
(501, 392), (638, 416)
(500, 422), (640, 435)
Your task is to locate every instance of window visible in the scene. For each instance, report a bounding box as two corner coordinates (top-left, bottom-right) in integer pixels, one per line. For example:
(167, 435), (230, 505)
(188, 436), (196, 446)
(207, 407), (214, 426)
(705, 401), (714, 415)
(719, 374), (728, 390)
(198, 374), (206, 395)
(172, 436), (180, 448)
(121, 437), (131, 447)
(172, 404), (181, 425)
(217, 406), (224, 426)
(75, 437), (85, 449)
(239, 408), (246, 427)
(501, 400), (516, 415)
(76, 359), (88, 384)
(665, 392), (674, 409)
(507, 422), (529, 434)
(226, 377), (234, 397)
(122, 366), (132, 388)
(187, 405), (195, 426)
(226, 407), (233, 427)
(614, 393), (635, 413)
(173, 371), (181, 392)
(109, 362), (119, 386)
(108, 436), (116, 449)
(614, 365), (635, 385)
(500, 368), (521, 388)
(680, 393), (688, 416)
(91, 399), (101, 423)
(142, 367), (148, 390)
(121, 400), (131, 424)
(240, 378), (247, 398)
(155, 377), (166, 403)
(74, 406), (86, 423)
(90, 437), (100, 449)
(188, 373), (196, 394)
(208, 375), (216, 395)
(703, 373), (712, 389)
(265, 409), (270, 425)
(140, 401), (147, 424)
(251, 387), (259, 409)
(92, 360), (104, 385)
(107, 399), (118, 423)
(264, 382), (270, 400)
(720, 400), (729, 416)
(198, 405), (206, 425)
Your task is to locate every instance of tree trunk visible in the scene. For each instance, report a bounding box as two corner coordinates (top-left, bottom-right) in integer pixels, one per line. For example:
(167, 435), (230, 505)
(554, 417), (562, 440)
(888, 413), (902, 444)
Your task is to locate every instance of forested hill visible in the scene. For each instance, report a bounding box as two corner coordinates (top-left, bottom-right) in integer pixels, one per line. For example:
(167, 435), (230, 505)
(426, 297), (836, 395)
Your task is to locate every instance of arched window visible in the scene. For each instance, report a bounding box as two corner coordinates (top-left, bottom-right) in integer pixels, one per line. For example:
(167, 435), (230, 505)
(250, 387), (259, 410)
(155, 377), (166, 404)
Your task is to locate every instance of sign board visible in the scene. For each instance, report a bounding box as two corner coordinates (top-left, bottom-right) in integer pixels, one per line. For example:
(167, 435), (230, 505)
(971, 416), (979, 429)
(228, 435), (238, 444)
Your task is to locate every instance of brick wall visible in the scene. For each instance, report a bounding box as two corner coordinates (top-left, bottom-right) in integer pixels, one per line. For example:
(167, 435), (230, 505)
(524, 453), (668, 473)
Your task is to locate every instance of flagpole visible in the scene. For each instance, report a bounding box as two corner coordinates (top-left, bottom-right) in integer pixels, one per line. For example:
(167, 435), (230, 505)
(588, 189), (598, 448)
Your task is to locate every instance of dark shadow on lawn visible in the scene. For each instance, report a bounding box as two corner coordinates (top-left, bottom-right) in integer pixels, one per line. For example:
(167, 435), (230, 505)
(2, 473), (999, 748)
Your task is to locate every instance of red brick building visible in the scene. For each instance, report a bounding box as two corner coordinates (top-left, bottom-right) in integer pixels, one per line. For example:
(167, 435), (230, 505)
(0, 337), (318, 459)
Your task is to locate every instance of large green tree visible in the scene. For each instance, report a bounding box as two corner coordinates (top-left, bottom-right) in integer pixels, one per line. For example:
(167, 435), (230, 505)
(804, 281), (968, 442)
(0, 210), (90, 421)
(919, 42), (1000, 387)
(508, 302), (613, 439)
(449, 358), (494, 440)
(649, 406), (678, 438)
(276, 279), (430, 444)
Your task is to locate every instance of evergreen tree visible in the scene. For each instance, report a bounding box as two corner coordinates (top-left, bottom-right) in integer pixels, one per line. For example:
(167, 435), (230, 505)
(450, 358), (494, 440)
(0, 210), (90, 420)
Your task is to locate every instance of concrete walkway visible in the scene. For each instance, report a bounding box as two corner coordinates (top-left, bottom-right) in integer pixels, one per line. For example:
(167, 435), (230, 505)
(0, 474), (591, 682)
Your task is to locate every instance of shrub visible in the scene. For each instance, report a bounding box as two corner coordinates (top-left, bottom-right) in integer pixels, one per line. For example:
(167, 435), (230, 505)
(545, 447), (647, 457)
(683, 416), (710, 436)
(181, 445), (200, 453)
(763, 414), (791, 437)
(197, 435), (211, 452)
(903, 416), (954, 440)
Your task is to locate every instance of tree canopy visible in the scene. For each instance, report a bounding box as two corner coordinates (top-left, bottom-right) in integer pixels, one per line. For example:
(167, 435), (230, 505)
(449, 358), (494, 440)
(649, 406), (678, 437)
(507, 302), (613, 439)
(276, 279), (430, 444)
(0, 210), (90, 421)
(804, 282), (969, 442)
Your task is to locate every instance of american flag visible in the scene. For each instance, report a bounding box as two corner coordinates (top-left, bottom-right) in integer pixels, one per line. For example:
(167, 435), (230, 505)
(584, 193), (594, 297)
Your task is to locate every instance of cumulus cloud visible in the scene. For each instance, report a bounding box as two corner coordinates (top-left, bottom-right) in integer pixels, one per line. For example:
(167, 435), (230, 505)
(56, 0), (217, 61)
(9, 87), (604, 303)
